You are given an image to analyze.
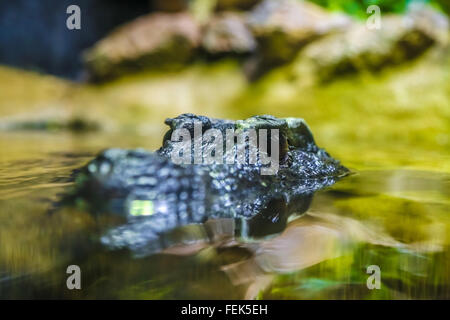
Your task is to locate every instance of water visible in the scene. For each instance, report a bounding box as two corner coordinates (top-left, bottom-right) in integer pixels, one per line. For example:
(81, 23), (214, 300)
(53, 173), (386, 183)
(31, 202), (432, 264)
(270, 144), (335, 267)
(0, 130), (448, 300)
(0, 6), (448, 298)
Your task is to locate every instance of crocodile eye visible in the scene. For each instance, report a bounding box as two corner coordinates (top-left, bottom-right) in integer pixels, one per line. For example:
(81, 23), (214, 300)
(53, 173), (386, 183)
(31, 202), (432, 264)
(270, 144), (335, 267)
(259, 128), (288, 161)
(237, 115), (290, 161)
(284, 118), (316, 149)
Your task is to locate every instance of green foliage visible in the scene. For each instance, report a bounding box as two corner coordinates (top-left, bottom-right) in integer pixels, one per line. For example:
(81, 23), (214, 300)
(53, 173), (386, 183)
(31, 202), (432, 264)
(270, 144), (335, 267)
(307, 0), (448, 18)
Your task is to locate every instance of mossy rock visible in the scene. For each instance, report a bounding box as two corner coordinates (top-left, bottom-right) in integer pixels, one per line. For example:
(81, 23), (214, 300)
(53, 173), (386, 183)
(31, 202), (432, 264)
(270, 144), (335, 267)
(245, 0), (351, 77)
(297, 5), (448, 82)
(84, 13), (201, 81)
(201, 12), (257, 56)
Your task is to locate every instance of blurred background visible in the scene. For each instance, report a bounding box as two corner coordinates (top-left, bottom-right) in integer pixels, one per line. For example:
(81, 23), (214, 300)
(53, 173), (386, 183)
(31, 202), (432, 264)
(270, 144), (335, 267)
(0, 0), (449, 299)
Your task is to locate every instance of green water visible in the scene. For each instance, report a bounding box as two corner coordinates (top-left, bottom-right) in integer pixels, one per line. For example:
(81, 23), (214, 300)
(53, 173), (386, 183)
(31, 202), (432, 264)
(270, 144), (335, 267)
(0, 129), (448, 299)
(0, 46), (449, 299)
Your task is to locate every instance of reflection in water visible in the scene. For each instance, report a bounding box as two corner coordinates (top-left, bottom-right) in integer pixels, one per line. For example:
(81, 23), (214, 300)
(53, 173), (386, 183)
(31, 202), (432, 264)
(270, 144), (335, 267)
(0, 141), (449, 299)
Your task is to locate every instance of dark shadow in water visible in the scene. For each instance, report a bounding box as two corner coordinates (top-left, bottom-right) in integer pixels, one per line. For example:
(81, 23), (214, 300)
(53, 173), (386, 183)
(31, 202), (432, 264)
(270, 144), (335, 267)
(1, 191), (316, 299)
(3, 168), (448, 299)
(237, 194), (313, 238)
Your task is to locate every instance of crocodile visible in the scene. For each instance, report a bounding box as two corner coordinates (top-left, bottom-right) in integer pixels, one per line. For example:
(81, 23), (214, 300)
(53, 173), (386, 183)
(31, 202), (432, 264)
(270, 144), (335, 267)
(65, 114), (349, 257)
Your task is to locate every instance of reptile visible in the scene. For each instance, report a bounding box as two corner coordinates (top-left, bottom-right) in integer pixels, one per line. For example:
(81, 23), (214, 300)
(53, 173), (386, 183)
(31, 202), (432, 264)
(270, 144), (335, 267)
(64, 114), (349, 257)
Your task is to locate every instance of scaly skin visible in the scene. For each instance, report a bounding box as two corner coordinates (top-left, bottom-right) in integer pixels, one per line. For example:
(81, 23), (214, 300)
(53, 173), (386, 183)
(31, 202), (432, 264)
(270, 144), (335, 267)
(66, 114), (349, 257)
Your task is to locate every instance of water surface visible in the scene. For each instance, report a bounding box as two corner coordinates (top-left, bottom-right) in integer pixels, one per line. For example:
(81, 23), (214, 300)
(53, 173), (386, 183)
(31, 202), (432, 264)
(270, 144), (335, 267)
(0, 131), (448, 299)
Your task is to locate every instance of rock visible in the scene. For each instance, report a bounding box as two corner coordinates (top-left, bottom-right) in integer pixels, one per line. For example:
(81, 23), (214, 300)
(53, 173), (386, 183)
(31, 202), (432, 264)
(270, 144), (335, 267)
(406, 3), (449, 46)
(300, 8), (445, 82)
(202, 12), (257, 56)
(245, 0), (351, 77)
(83, 13), (201, 81)
(216, 0), (261, 11)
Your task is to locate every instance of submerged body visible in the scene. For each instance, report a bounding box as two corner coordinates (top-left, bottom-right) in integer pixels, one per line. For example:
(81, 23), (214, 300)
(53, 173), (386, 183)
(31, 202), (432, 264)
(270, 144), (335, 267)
(66, 114), (348, 256)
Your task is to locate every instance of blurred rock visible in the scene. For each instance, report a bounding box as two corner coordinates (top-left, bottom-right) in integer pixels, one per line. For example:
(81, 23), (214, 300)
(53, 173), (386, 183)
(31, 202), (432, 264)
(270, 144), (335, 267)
(84, 13), (201, 81)
(216, 0), (261, 11)
(406, 3), (449, 45)
(202, 12), (257, 56)
(300, 7), (446, 82)
(245, 0), (351, 78)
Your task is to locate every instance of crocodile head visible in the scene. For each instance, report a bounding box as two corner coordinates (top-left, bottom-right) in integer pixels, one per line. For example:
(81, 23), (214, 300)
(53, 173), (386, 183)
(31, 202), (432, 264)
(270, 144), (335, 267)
(63, 114), (349, 256)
